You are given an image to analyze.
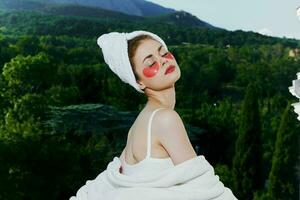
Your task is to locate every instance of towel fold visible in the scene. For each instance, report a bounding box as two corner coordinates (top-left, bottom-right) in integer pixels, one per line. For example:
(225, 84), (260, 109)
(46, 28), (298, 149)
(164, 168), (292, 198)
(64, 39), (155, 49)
(70, 155), (238, 200)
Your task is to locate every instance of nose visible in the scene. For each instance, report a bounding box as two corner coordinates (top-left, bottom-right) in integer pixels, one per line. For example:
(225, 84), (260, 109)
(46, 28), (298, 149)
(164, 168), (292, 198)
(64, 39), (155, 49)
(158, 55), (169, 67)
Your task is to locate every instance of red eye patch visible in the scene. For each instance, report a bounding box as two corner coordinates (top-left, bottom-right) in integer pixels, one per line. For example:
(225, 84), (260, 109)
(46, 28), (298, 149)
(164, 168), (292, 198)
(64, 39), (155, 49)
(164, 52), (174, 60)
(143, 61), (160, 78)
(142, 52), (174, 78)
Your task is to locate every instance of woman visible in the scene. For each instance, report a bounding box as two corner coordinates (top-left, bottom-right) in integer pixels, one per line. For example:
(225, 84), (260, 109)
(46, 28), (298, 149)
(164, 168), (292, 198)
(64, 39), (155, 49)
(119, 33), (198, 177)
(70, 30), (237, 200)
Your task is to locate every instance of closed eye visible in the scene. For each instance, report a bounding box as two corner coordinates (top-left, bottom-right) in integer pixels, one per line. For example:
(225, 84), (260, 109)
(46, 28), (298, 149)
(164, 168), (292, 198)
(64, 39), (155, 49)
(149, 61), (156, 67)
(162, 52), (168, 57)
(148, 52), (169, 67)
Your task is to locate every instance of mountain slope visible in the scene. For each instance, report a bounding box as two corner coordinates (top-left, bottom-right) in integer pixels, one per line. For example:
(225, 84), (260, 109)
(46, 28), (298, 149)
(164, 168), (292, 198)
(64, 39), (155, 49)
(0, 0), (217, 29)
(0, 0), (177, 16)
(147, 10), (216, 29)
(43, 4), (143, 20)
(0, 9), (298, 49)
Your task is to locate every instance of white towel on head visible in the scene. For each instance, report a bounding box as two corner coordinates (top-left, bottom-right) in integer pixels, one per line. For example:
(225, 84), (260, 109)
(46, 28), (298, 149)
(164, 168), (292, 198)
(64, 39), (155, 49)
(97, 30), (168, 93)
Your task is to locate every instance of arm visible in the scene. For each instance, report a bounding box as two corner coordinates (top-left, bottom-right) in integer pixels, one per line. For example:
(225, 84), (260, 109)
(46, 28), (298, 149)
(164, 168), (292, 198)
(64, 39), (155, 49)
(155, 109), (197, 166)
(119, 127), (132, 161)
(119, 148), (125, 160)
(118, 149), (126, 173)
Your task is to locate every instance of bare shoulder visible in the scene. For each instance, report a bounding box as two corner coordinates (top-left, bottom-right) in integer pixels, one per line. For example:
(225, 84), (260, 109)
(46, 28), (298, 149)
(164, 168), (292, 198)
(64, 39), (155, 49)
(154, 108), (186, 139)
(156, 108), (181, 124)
(153, 108), (197, 165)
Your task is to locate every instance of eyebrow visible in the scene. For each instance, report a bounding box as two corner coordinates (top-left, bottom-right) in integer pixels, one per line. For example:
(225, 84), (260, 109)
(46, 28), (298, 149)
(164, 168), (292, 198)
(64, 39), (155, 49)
(142, 45), (164, 63)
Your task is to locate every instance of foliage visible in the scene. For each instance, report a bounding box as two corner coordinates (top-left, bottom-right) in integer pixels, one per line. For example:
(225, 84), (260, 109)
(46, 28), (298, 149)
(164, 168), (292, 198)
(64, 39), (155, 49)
(0, 9), (299, 199)
(232, 83), (264, 200)
(267, 103), (300, 200)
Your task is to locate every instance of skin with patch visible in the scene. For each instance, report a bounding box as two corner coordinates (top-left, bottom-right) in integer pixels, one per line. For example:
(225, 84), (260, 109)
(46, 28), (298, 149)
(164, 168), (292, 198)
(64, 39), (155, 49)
(142, 52), (175, 78)
(164, 52), (174, 60)
(143, 61), (160, 78)
(131, 39), (180, 93)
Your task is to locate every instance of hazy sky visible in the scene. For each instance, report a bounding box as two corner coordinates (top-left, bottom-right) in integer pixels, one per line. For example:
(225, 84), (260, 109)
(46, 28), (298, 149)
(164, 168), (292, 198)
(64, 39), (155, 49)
(147, 0), (300, 40)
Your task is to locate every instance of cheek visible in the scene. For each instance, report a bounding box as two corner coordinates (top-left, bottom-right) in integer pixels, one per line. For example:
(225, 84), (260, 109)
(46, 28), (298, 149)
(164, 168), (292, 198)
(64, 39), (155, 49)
(165, 52), (174, 60)
(143, 62), (160, 78)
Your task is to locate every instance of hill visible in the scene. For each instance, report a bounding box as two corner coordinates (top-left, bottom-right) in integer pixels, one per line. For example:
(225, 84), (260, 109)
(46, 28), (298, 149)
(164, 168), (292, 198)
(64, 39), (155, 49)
(0, 0), (216, 29)
(0, 0), (176, 16)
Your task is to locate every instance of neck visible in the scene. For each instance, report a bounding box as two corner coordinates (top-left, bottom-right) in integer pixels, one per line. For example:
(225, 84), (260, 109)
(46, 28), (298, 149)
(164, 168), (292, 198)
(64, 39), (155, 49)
(145, 85), (176, 110)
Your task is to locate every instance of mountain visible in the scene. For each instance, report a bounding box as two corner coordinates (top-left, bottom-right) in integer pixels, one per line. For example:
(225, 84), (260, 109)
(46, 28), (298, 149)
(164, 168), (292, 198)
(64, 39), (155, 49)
(0, 1), (142, 20)
(147, 10), (215, 29)
(0, 0), (217, 29)
(0, 0), (177, 17)
(46, 3), (145, 20)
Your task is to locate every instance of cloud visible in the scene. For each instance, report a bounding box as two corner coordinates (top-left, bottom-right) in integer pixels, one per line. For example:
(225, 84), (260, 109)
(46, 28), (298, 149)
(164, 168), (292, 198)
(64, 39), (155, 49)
(297, 6), (300, 21)
(258, 28), (273, 36)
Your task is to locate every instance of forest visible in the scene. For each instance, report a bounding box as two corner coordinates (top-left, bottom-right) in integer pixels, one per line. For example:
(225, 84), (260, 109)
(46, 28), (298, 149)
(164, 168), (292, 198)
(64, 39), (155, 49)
(0, 8), (299, 200)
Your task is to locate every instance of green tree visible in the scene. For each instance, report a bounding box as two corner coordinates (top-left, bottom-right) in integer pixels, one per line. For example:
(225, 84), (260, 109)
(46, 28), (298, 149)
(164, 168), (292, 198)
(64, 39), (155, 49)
(3, 93), (46, 138)
(0, 35), (15, 70)
(2, 52), (57, 99)
(15, 35), (41, 56)
(232, 83), (264, 200)
(214, 164), (234, 189)
(267, 102), (300, 200)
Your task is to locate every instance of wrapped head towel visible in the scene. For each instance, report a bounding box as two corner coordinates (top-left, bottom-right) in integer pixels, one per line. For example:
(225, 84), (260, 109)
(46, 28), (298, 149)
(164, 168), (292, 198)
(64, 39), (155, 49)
(97, 30), (168, 93)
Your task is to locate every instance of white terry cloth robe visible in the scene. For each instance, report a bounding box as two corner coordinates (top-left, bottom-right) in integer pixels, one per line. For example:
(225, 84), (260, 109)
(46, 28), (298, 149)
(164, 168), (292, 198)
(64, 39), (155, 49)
(70, 155), (238, 200)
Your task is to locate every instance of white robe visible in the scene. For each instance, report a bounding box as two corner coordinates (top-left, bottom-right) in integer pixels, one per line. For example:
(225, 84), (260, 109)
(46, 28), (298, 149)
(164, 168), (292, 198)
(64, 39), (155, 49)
(70, 155), (238, 200)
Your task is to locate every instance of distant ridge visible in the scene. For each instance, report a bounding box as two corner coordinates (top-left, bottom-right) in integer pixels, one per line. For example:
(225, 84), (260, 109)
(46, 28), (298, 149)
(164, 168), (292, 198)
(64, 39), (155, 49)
(0, 0), (177, 16)
(0, 0), (217, 29)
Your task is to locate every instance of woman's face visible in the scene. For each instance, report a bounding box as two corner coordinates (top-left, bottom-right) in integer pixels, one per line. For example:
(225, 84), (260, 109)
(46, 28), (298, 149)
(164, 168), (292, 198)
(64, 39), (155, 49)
(132, 39), (181, 92)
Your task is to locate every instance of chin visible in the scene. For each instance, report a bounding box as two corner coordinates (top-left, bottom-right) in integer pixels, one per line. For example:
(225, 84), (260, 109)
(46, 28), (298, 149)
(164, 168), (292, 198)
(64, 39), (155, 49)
(177, 70), (181, 79)
(172, 69), (181, 81)
(167, 73), (180, 87)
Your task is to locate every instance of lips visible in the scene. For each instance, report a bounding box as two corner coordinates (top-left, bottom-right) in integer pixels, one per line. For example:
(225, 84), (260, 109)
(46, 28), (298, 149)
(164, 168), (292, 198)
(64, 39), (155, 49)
(165, 65), (175, 74)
